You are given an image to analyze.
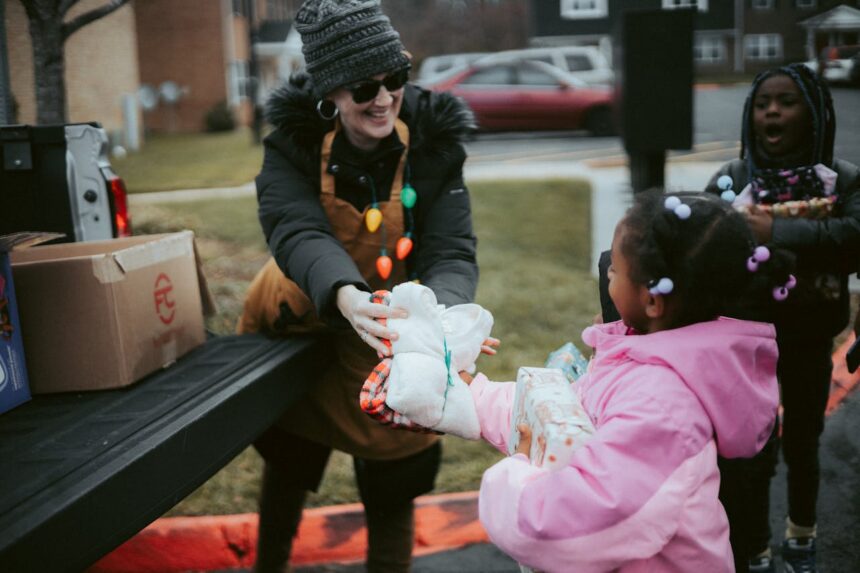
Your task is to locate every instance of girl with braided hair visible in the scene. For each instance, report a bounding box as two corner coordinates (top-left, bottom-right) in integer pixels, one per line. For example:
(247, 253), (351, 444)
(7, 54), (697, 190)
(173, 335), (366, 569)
(708, 63), (860, 573)
(464, 190), (792, 573)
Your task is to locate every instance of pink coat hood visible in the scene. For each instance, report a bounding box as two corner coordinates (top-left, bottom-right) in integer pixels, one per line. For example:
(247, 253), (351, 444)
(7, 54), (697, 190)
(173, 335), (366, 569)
(582, 317), (779, 458)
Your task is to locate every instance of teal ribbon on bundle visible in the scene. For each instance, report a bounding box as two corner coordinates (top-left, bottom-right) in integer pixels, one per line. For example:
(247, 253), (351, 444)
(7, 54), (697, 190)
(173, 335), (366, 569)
(443, 338), (453, 401)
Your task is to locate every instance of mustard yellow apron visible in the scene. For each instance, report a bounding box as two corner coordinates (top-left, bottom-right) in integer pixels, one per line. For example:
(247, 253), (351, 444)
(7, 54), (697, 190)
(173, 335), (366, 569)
(238, 120), (437, 460)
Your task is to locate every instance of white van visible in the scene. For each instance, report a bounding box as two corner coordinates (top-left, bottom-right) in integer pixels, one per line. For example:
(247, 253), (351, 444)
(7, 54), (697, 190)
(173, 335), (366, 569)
(418, 46), (614, 87)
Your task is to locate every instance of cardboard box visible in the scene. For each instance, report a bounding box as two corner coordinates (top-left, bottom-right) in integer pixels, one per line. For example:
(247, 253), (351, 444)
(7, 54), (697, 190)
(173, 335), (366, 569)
(11, 231), (209, 393)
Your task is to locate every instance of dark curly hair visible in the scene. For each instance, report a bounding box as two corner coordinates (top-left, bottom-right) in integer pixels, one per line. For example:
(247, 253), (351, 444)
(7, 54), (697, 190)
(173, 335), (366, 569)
(619, 189), (795, 327)
(741, 63), (836, 172)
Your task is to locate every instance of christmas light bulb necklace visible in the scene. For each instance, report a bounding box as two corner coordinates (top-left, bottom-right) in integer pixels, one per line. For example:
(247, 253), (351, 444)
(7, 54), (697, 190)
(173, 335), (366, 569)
(364, 162), (416, 280)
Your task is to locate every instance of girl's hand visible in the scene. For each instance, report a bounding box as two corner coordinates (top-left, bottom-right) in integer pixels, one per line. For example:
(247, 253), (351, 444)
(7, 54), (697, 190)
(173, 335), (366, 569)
(480, 337), (501, 356)
(458, 371), (474, 385)
(336, 285), (407, 356)
(744, 206), (774, 243)
(515, 423), (532, 458)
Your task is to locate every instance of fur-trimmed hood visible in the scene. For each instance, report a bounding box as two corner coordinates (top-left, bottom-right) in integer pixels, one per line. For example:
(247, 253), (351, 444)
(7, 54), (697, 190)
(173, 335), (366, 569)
(264, 72), (475, 165)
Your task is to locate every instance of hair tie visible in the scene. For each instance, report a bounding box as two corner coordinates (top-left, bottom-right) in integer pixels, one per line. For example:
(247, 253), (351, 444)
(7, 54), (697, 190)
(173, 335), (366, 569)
(746, 245), (771, 272)
(648, 277), (674, 296)
(717, 175), (736, 203)
(773, 274), (797, 302)
(664, 196), (691, 220)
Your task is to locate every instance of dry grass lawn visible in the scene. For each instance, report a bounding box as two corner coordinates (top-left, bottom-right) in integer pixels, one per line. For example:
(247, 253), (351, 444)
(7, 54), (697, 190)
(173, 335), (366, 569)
(130, 178), (599, 516)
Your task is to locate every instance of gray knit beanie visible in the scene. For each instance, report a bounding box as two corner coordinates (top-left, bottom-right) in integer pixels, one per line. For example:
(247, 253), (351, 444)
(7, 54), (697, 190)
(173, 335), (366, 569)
(296, 0), (410, 98)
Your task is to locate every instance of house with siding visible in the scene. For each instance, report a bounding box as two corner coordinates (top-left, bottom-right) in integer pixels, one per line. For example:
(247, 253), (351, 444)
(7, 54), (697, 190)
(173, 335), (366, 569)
(528, 0), (860, 76)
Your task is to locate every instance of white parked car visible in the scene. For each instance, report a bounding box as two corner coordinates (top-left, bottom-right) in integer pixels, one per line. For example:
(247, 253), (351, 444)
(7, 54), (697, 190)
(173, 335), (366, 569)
(805, 45), (860, 84)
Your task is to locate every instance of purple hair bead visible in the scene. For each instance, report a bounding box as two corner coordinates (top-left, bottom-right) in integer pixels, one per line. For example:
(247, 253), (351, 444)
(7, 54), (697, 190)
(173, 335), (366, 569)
(747, 246), (771, 272)
(773, 286), (790, 301)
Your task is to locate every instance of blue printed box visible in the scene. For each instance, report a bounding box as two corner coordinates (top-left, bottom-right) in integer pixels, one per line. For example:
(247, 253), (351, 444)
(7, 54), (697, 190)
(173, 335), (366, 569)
(0, 233), (61, 414)
(0, 239), (30, 414)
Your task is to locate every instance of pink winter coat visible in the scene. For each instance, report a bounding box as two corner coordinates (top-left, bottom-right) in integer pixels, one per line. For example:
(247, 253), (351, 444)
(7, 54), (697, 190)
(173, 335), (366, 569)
(470, 318), (779, 573)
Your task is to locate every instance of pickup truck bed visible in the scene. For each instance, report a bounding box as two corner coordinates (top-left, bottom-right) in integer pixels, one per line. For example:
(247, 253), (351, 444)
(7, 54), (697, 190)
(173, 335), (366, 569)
(0, 333), (322, 572)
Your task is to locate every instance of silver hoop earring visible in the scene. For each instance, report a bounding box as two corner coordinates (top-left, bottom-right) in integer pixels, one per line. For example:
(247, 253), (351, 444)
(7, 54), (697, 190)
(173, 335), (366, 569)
(316, 99), (338, 121)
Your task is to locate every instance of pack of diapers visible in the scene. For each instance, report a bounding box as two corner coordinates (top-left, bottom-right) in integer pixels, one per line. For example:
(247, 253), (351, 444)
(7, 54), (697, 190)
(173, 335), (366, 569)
(508, 367), (594, 472)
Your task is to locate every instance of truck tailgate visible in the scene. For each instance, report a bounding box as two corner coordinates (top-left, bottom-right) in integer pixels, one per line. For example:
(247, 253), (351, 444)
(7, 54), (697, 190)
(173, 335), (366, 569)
(0, 333), (323, 572)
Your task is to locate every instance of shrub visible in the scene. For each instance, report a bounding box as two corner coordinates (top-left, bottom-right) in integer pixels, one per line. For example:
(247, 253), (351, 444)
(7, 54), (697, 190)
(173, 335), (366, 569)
(204, 101), (236, 133)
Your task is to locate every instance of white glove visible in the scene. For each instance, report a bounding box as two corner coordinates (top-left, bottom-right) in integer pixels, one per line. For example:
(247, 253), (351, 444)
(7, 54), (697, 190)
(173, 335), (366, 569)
(336, 284), (406, 356)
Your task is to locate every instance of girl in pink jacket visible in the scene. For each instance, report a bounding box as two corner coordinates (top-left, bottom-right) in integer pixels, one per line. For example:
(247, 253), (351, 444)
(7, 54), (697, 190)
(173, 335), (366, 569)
(469, 190), (795, 572)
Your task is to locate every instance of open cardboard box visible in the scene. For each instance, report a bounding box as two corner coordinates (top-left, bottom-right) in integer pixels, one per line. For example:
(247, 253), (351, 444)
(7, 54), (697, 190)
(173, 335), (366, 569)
(11, 231), (214, 394)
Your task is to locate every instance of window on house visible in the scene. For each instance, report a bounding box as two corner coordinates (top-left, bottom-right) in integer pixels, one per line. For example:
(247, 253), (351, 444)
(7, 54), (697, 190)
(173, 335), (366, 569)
(796, 0), (816, 8)
(232, 0), (246, 17)
(744, 34), (783, 61)
(560, 0), (608, 19)
(229, 60), (250, 104)
(694, 36), (726, 64)
(662, 0), (708, 11)
(751, 0), (774, 9)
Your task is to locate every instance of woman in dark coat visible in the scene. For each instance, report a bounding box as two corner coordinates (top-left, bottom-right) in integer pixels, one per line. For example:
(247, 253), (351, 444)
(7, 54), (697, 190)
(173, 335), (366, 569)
(238, 1), (479, 571)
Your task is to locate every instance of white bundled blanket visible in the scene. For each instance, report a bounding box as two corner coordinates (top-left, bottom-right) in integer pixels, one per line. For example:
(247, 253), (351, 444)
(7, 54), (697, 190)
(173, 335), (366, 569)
(508, 367), (595, 472)
(385, 282), (493, 440)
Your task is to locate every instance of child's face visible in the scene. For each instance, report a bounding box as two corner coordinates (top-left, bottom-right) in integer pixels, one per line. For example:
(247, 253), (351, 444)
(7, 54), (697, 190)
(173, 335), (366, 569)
(608, 224), (649, 332)
(752, 74), (812, 158)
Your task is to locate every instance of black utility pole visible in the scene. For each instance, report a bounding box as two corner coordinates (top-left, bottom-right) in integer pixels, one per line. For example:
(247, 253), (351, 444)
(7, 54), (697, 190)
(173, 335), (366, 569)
(246, 0), (263, 144)
(620, 9), (694, 193)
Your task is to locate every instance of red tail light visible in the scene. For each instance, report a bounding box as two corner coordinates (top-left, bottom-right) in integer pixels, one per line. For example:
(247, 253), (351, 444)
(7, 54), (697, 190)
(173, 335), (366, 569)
(108, 176), (132, 237)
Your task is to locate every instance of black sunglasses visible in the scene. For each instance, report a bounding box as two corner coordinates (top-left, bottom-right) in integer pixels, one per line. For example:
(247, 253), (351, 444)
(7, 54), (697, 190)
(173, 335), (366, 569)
(346, 68), (410, 104)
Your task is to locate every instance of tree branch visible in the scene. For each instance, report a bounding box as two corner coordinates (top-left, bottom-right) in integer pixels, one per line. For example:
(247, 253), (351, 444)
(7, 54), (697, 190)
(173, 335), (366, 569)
(19, 0), (47, 22)
(59, 0), (79, 18)
(61, 0), (131, 41)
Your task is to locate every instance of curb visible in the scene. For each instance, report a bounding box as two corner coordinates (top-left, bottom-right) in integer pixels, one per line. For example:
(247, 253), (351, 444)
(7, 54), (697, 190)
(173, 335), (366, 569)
(87, 492), (487, 573)
(827, 333), (860, 414)
(89, 341), (860, 573)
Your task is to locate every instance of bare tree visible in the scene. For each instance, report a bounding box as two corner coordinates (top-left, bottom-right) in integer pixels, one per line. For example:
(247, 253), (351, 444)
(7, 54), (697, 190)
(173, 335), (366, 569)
(18, 0), (132, 124)
(385, 0), (528, 66)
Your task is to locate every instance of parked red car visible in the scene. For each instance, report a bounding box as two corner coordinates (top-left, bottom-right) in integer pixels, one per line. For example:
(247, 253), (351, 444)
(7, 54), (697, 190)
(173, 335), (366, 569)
(426, 60), (617, 135)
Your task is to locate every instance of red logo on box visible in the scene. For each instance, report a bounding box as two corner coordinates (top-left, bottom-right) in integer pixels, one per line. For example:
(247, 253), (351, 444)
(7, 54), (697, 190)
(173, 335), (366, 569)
(154, 273), (176, 325)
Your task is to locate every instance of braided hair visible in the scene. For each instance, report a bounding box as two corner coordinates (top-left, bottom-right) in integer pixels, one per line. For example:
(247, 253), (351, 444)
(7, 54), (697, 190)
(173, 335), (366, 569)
(620, 190), (795, 328)
(740, 63), (836, 176)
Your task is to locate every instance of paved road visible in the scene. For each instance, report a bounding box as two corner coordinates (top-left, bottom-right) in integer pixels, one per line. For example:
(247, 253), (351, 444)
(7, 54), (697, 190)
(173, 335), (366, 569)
(464, 85), (860, 170)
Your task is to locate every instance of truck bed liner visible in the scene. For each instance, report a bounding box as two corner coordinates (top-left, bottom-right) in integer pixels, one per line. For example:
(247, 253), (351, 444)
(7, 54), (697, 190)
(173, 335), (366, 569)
(0, 333), (322, 572)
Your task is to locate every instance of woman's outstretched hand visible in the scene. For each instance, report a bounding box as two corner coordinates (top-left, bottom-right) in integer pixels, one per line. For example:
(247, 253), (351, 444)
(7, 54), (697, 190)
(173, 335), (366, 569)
(336, 285), (407, 356)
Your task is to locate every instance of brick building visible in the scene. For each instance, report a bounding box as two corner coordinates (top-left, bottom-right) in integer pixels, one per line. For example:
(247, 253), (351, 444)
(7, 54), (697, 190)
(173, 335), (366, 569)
(4, 0), (140, 139)
(4, 0), (299, 139)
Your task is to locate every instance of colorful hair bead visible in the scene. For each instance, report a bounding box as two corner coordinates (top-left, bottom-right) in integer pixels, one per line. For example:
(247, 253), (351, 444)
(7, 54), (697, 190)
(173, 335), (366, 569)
(746, 245), (771, 272)
(717, 175), (737, 202)
(773, 274), (797, 302)
(664, 196), (691, 220)
(648, 277), (674, 296)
